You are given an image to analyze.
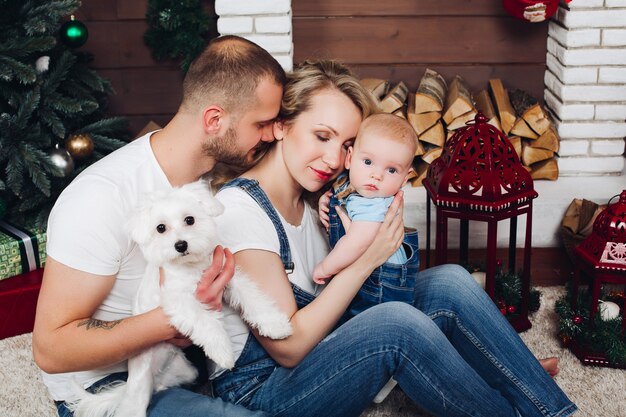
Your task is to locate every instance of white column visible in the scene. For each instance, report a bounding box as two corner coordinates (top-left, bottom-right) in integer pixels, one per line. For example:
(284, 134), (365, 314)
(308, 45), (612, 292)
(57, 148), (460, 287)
(215, 0), (293, 71)
(544, 0), (626, 176)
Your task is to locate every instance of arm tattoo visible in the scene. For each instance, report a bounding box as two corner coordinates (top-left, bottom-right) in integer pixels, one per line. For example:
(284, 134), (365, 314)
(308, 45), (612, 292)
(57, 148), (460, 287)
(77, 318), (122, 330)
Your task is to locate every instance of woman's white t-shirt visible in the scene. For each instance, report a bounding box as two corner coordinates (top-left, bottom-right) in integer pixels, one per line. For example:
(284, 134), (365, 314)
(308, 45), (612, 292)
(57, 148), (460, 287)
(213, 186), (329, 377)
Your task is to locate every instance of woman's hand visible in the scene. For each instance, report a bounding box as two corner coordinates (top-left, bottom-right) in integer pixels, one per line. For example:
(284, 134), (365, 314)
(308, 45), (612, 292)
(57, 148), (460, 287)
(318, 191), (332, 231)
(336, 205), (352, 232)
(360, 191), (405, 268)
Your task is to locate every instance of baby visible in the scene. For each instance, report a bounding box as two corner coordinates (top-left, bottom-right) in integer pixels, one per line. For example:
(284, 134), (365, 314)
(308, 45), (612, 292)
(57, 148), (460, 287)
(315, 113), (419, 317)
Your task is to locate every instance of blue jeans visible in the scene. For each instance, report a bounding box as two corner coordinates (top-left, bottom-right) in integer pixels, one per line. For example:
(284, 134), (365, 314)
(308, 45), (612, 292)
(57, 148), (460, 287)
(328, 193), (420, 318)
(215, 265), (577, 417)
(55, 372), (269, 417)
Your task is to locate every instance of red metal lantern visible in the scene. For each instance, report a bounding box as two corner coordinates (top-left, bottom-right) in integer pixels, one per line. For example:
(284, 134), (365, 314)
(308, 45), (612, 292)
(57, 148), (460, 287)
(577, 190), (626, 270)
(570, 190), (626, 367)
(502, 0), (567, 23)
(424, 113), (538, 331)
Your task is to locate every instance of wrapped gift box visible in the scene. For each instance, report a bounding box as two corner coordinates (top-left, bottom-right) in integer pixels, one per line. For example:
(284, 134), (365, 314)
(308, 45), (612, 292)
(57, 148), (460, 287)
(0, 268), (43, 339)
(0, 220), (46, 282)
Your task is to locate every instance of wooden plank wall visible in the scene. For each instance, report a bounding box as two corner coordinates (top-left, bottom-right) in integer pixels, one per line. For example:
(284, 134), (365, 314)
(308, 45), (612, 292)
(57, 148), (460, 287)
(75, 0), (548, 135)
(75, 0), (216, 135)
(293, 0), (549, 102)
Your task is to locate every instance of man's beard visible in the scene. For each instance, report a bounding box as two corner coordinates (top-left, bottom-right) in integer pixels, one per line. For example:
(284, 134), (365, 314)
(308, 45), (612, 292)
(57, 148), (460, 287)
(202, 126), (249, 167)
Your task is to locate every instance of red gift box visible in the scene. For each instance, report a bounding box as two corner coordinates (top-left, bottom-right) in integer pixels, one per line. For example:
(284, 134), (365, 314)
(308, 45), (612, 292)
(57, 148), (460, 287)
(0, 268), (43, 339)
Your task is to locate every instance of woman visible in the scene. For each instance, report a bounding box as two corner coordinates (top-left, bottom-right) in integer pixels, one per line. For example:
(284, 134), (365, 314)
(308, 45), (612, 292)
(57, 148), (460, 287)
(211, 60), (577, 417)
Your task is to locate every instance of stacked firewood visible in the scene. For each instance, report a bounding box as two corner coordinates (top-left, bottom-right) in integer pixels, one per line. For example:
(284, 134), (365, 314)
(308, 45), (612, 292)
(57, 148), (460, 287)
(361, 70), (560, 186)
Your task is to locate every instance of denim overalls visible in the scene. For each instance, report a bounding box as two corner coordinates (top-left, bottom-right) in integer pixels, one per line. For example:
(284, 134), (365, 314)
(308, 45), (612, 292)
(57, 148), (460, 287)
(212, 178), (316, 407)
(328, 176), (420, 319)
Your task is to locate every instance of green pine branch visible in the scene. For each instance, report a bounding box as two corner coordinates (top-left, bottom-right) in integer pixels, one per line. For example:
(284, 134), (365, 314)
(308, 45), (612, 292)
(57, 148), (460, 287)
(0, 0), (130, 224)
(144, 0), (216, 71)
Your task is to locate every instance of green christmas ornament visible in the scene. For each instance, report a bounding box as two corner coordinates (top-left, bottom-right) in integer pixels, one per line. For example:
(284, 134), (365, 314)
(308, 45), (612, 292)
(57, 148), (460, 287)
(60, 15), (88, 48)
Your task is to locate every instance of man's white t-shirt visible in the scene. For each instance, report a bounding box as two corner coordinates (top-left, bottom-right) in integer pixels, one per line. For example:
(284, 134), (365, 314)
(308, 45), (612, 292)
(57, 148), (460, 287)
(42, 131), (170, 400)
(212, 186), (329, 377)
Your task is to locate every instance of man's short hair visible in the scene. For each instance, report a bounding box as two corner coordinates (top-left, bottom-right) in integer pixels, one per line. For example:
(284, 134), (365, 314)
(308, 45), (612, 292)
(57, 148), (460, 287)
(181, 35), (286, 115)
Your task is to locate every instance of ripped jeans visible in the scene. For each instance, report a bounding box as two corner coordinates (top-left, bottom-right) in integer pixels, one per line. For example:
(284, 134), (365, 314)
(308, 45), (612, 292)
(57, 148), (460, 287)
(212, 264), (577, 417)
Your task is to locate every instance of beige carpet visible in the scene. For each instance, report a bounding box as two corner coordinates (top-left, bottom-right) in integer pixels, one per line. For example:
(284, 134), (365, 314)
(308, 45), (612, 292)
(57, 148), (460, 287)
(1, 286), (624, 417)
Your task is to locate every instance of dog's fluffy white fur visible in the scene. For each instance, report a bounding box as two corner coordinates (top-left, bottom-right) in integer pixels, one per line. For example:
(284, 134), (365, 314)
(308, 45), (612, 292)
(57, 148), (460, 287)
(66, 180), (292, 417)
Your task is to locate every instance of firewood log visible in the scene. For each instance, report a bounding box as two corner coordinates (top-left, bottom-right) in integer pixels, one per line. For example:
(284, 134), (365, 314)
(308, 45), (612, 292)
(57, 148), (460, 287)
(414, 138), (425, 157)
(528, 126), (559, 153)
(407, 110), (440, 135)
(488, 79), (516, 135)
(474, 90), (501, 130)
(509, 89), (551, 135)
(409, 159), (430, 187)
(529, 158), (559, 180)
(447, 110), (478, 131)
(510, 117), (539, 139)
(522, 104), (551, 136)
(443, 76), (474, 124)
(360, 78), (389, 101)
(421, 146), (443, 164)
(414, 68), (447, 113)
(393, 107), (407, 119)
(522, 141), (554, 165)
(419, 121), (445, 147)
(380, 82), (409, 113)
(509, 136), (522, 159)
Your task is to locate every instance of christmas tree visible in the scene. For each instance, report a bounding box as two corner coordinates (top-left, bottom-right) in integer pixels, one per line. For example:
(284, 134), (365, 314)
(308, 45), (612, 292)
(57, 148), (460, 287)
(0, 0), (129, 225)
(144, 0), (218, 71)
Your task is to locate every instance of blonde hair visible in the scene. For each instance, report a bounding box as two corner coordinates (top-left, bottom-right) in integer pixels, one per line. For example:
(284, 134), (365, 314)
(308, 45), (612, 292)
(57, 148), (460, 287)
(357, 113), (418, 158)
(181, 35), (286, 115)
(279, 60), (378, 126)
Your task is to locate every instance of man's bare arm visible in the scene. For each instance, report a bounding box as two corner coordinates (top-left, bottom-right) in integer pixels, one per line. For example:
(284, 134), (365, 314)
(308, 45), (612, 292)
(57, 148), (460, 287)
(32, 257), (177, 374)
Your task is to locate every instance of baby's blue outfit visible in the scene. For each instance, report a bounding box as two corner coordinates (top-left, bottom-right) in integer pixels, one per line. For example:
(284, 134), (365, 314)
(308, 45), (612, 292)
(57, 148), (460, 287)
(343, 193), (407, 264)
(329, 172), (419, 319)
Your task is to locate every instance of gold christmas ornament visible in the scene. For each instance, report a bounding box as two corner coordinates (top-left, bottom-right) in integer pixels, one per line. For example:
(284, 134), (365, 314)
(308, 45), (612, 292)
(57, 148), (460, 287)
(65, 133), (94, 161)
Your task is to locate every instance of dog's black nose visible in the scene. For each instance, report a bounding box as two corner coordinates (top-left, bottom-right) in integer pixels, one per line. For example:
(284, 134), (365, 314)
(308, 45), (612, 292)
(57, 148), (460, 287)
(174, 240), (188, 253)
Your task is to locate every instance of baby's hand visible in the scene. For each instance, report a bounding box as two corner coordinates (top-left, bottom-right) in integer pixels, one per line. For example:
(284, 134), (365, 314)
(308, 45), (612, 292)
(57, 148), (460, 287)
(313, 263), (332, 284)
(318, 191), (332, 231)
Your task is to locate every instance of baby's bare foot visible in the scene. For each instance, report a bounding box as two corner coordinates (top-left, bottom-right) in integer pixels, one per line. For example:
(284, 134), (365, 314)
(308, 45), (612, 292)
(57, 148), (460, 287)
(539, 357), (559, 377)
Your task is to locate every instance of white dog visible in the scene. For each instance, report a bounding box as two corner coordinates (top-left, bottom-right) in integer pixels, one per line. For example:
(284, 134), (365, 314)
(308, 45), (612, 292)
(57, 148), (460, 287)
(67, 180), (293, 417)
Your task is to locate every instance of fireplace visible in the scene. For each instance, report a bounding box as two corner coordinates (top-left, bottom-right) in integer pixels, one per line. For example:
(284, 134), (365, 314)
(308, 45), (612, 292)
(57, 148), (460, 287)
(215, 0), (626, 250)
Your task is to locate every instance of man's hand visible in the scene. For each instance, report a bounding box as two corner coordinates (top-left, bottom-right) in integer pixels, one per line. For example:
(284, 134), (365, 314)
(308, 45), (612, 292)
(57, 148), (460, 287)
(318, 191), (332, 231)
(160, 245), (235, 311)
(166, 331), (193, 348)
(196, 245), (235, 311)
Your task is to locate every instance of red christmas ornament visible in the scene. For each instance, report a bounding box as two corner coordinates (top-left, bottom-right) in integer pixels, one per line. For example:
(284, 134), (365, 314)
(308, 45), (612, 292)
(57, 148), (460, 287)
(572, 315), (583, 325)
(502, 0), (569, 23)
(507, 305), (517, 314)
(500, 308), (507, 316)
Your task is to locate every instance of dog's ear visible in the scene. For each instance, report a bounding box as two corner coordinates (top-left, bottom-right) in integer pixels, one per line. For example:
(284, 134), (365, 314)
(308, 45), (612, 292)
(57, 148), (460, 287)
(203, 196), (224, 217)
(127, 199), (155, 247)
(182, 180), (224, 216)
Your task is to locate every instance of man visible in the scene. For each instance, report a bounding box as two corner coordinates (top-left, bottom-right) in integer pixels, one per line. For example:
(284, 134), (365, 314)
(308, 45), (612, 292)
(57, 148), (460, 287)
(32, 35), (285, 417)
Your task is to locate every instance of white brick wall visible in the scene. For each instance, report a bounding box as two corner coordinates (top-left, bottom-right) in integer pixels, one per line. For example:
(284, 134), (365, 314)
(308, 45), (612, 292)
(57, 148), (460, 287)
(545, 3), (626, 176)
(215, 0), (293, 71)
(603, 29), (626, 46)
